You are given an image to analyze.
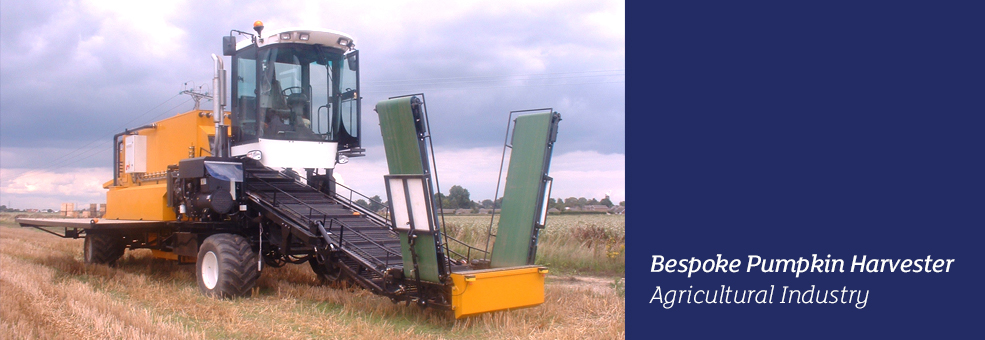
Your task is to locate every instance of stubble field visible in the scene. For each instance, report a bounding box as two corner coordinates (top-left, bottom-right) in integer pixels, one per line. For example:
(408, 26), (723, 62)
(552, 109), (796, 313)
(0, 213), (624, 339)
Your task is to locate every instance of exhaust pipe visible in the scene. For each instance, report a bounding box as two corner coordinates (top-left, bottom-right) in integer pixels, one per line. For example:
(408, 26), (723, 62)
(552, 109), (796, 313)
(212, 54), (229, 158)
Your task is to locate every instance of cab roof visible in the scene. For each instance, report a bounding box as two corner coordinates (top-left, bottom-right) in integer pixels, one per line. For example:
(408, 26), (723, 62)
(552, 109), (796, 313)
(235, 27), (355, 52)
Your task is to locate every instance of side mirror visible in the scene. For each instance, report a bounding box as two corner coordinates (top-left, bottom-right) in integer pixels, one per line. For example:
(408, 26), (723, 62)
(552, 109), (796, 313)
(222, 36), (236, 56)
(346, 53), (358, 71)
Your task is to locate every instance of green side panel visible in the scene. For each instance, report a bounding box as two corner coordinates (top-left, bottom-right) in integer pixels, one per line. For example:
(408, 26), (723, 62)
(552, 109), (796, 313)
(398, 231), (441, 282)
(490, 112), (554, 268)
(375, 98), (425, 175)
(377, 97), (440, 282)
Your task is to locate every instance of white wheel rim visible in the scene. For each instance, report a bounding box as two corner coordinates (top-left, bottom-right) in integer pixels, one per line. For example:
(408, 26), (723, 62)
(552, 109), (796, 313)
(202, 251), (219, 289)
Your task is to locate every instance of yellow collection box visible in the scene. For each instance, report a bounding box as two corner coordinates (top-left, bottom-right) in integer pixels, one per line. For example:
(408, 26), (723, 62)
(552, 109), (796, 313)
(450, 265), (548, 318)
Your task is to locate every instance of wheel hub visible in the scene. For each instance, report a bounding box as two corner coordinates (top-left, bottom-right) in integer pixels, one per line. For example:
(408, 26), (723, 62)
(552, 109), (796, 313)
(202, 251), (219, 289)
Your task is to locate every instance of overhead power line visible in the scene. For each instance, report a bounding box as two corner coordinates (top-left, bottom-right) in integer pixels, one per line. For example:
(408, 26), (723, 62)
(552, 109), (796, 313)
(363, 69), (625, 85)
(16, 97), (192, 177)
(361, 80), (624, 95)
(19, 94), (183, 174)
(14, 69), (622, 176)
(368, 73), (624, 88)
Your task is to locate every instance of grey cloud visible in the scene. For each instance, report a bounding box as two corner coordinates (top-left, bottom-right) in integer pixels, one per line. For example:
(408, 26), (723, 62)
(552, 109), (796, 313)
(1, 0), (623, 173)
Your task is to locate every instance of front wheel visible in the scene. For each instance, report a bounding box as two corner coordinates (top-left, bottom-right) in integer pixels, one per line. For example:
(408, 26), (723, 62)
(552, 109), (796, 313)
(196, 234), (259, 298)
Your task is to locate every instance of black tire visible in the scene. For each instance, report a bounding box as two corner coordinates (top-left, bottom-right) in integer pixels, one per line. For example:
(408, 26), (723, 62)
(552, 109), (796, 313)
(196, 234), (259, 298)
(83, 232), (125, 265)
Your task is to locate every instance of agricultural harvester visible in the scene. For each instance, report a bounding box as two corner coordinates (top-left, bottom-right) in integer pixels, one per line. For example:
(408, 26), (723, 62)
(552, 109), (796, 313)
(17, 22), (561, 318)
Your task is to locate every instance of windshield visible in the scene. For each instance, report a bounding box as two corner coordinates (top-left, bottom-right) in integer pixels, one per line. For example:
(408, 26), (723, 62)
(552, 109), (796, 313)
(233, 43), (359, 146)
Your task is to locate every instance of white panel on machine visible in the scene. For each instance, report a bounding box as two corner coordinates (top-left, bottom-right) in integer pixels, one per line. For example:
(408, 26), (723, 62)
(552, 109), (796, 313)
(386, 175), (433, 232)
(124, 135), (147, 173)
(405, 178), (431, 232)
(388, 177), (409, 230)
(230, 138), (338, 169)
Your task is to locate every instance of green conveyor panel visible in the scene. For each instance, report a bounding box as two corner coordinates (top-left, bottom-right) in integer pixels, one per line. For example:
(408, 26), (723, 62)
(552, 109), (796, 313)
(398, 232), (441, 282)
(376, 97), (442, 283)
(376, 97), (425, 175)
(490, 112), (558, 268)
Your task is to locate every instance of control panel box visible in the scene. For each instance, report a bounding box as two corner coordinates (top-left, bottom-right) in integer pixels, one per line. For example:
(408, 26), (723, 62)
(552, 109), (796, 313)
(124, 135), (147, 173)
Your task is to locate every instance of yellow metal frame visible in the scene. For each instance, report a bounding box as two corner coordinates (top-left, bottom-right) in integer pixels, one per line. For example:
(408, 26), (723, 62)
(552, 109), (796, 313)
(105, 183), (173, 220)
(449, 265), (548, 318)
(150, 249), (195, 263)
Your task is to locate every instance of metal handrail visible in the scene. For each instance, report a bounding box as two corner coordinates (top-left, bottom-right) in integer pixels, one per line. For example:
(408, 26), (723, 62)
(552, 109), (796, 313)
(327, 217), (402, 258)
(246, 174), (328, 221)
(322, 218), (401, 276)
(246, 171), (401, 275)
(443, 234), (487, 262)
(249, 194), (396, 278)
(330, 180), (391, 226)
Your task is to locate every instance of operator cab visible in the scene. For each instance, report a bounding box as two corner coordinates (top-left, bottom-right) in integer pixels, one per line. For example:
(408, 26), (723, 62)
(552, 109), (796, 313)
(225, 24), (362, 169)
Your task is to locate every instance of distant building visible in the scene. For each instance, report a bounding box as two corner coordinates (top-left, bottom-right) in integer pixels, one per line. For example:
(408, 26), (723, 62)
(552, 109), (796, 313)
(584, 205), (610, 213)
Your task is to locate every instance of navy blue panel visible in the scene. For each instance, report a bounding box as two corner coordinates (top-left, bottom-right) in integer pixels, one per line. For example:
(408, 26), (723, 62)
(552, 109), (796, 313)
(628, 2), (985, 338)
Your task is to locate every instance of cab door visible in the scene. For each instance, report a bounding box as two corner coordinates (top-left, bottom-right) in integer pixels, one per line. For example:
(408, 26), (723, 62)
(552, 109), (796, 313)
(336, 50), (361, 152)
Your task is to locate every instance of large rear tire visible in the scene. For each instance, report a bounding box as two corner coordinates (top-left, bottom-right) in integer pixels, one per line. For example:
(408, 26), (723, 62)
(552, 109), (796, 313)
(196, 234), (259, 298)
(83, 232), (125, 265)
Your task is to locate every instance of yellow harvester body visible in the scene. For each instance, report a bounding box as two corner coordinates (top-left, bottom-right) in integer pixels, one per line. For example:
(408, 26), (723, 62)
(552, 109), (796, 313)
(103, 110), (230, 221)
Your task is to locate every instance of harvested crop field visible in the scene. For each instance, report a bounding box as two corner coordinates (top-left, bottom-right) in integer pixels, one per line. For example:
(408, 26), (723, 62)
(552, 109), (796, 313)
(443, 214), (626, 276)
(0, 214), (625, 339)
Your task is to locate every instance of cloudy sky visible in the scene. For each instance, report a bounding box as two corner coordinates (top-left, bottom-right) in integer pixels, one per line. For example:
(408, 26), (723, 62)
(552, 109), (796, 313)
(0, 0), (624, 209)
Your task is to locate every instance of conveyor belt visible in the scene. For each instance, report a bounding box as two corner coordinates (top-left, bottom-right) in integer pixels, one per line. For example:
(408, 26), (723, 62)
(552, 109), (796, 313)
(242, 162), (403, 282)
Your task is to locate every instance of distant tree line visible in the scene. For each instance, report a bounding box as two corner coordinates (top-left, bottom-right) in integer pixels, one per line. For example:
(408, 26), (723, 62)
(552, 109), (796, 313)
(549, 196), (623, 210)
(353, 195), (386, 212)
(433, 185), (624, 212)
(0, 205), (56, 213)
